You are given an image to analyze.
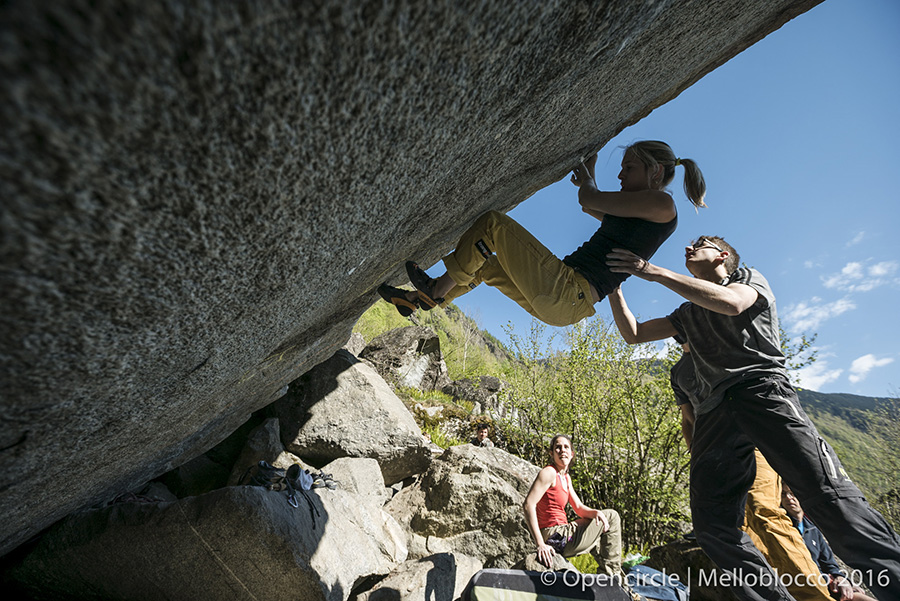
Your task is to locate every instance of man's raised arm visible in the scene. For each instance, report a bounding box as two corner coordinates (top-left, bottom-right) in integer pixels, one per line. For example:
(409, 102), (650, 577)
(606, 248), (759, 316)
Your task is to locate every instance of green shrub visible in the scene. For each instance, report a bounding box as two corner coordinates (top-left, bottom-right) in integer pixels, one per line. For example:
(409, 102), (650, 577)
(568, 554), (600, 574)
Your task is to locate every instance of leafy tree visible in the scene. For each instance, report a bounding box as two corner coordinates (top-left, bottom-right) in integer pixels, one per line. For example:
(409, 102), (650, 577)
(781, 325), (817, 385)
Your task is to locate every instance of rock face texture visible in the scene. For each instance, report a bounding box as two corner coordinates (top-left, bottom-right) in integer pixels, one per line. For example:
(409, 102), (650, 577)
(646, 539), (739, 601)
(360, 326), (451, 391)
(0, 0), (821, 556)
(442, 376), (506, 413)
(357, 553), (484, 601)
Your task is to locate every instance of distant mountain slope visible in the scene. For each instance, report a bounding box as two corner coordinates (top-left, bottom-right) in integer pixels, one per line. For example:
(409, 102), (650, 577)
(353, 301), (512, 382)
(797, 389), (891, 431)
(796, 388), (896, 500)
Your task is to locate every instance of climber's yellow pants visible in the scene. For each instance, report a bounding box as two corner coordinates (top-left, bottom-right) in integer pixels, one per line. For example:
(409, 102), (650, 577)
(441, 211), (595, 327)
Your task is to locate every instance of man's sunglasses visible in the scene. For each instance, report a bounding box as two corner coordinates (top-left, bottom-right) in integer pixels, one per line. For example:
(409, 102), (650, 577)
(691, 238), (724, 252)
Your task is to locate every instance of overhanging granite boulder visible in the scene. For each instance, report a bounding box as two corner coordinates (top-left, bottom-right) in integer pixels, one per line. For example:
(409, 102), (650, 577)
(0, 0), (822, 556)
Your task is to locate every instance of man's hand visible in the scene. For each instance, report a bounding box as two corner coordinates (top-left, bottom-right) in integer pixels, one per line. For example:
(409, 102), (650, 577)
(606, 248), (656, 280)
(536, 542), (556, 567)
(828, 575), (853, 601)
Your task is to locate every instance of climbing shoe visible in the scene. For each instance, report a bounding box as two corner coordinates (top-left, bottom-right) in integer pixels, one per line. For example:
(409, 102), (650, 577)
(405, 261), (444, 309)
(311, 472), (339, 490)
(377, 283), (419, 317)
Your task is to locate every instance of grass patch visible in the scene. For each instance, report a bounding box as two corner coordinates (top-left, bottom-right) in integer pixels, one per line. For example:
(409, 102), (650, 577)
(352, 301), (416, 342)
(421, 423), (466, 449)
(568, 554), (599, 574)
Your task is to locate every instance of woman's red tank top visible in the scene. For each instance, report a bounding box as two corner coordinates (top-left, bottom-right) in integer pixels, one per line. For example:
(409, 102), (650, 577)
(535, 469), (570, 528)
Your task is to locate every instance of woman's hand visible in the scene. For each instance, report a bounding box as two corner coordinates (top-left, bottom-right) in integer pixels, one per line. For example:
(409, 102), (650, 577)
(595, 512), (610, 534)
(536, 542), (556, 567)
(571, 154), (598, 190)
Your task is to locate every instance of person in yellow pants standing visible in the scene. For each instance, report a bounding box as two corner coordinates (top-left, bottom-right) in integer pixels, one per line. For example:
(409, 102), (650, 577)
(744, 450), (834, 601)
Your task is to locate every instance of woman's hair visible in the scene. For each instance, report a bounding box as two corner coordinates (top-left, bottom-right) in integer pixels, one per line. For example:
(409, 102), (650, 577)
(625, 140), (707, 209)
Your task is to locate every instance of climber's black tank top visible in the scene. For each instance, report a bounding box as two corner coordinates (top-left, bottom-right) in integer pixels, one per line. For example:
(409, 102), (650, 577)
(563, 213), (677, 299)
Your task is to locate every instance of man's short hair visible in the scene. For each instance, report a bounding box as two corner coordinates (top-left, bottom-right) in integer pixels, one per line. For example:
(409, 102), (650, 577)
(696, 235), (740, 274)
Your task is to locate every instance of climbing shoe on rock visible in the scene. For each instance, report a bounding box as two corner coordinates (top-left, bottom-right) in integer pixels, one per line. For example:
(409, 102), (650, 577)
(311, 472), (339, 490)
(378, 283), (419, 317)
(405, 261), (444, 309)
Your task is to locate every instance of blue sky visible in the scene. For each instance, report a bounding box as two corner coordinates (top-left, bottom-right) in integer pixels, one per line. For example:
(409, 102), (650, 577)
(451, 0), (900, 398)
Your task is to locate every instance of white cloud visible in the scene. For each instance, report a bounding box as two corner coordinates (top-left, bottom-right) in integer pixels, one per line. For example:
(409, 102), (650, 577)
(869, 261), (898, 277)
(793, 361), (843, 391)
(843, 262), (864, 278)
(848, 354), (894, 384)
(781, 297), (856, 333)
(821, 259), (898, 292)
(846, 231), (866, 247)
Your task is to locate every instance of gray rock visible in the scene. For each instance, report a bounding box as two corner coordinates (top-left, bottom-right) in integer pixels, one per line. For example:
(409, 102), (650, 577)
(0, 0), (822, 555)
(6, 486), (407, 601)
(344, 332), (367, 357)
(143, 481), (178, 504)
(159, 453), (230, 499)
(385, 445), (540, 568)
(226, 417), (285, 486)
(357, 553), (483, 601)
(442, 376), (506, 411)
(321, 457), (391, 506)
(415, 403), (444, 418)
(270, 450), (309, 472)
(361, 327), (451, 391)
(272, 350), (431, 485)
(646, 538), (737, 601)
(512, 552), (578, 573)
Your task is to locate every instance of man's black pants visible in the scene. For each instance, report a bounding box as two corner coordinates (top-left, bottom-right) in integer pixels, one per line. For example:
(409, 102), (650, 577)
(691, 374), (900, 601)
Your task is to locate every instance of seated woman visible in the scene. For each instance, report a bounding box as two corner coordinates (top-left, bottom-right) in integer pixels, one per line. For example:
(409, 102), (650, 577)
(781, 484), (878, 601)
(522, 434), (622, 575)
(380, 141), (706, 327)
